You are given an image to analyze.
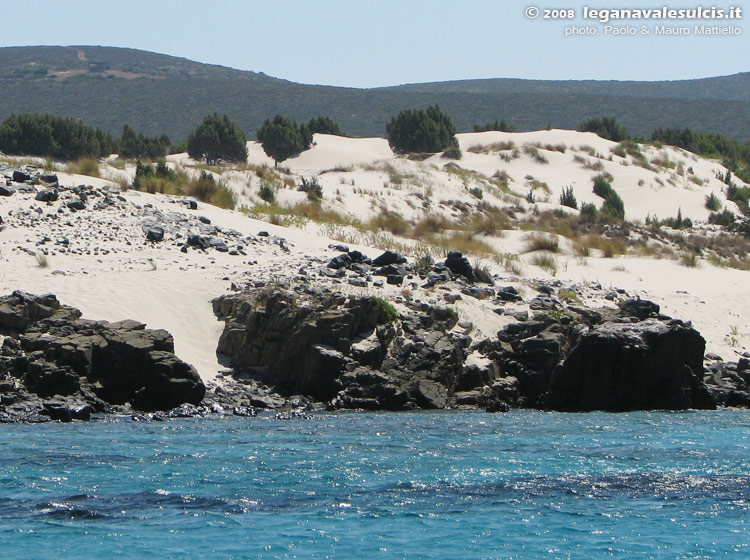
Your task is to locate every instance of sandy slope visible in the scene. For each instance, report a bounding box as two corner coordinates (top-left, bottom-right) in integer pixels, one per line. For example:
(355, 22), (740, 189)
(1, 131), (748, 384)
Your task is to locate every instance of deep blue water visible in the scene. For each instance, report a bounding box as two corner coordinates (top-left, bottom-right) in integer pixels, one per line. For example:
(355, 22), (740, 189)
(1, 410), (749, 559)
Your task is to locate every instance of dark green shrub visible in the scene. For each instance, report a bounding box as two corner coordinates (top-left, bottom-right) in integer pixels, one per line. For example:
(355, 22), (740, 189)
(469, 187), (483, 199)
(593, 175), (614, 198)
(386, 104), (458, 154)
(0, 113), (115, 159)
(559, 186), (578, 209)
(306, 115), (343, 137)
(373, 297), (399, 322)
(133, 159), (175, 189)
(170, 139), (188, 154)
(579, 202), (599, 220)
(298, 177), (323, 200)
(727, 184), (750, 215)
(709, 209), (736, 226)
(577, 116), (630, 142)
(663, 208), (692, 229)
(120, 124), (170, 159)
(705, 192), (722, 211)
(259, 181), (276, 203)
(600, 191), (625, 221)
(473, 119), (516, 132)
(187, 113), (247, 164)
(257, 115), (308, 165)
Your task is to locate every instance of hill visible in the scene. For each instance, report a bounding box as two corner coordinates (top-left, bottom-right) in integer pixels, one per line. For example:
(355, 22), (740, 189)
(1, 45), (748, 142)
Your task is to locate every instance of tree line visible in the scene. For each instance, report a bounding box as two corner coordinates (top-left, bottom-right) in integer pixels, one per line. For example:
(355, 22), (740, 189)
(1, 110), (748, 183)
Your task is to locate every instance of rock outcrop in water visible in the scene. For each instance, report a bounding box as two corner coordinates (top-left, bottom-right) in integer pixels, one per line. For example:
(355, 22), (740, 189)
(213, 287), (467, 411)
(544, 320), (715, 411)
(212, 285), (723, 413)
(0, 291), (205, 422)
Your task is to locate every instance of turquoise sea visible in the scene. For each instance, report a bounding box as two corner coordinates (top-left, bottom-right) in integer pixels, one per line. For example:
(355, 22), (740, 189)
(1, 410), (748, 559)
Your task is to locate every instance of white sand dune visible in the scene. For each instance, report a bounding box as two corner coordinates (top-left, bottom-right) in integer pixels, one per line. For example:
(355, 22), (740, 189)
(2, 130), (748, 384)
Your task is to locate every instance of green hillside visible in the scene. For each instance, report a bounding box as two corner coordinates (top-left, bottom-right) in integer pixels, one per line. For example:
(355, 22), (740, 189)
(1, 45), (748, 142)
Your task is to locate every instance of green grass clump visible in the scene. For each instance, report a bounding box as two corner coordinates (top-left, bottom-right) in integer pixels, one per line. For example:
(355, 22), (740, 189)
(558, 288), (579, 302)
(412, 214), (450, 238)
(187, 171), (237, 209)
(259, 180), (276, 203)
(524, 233), (559, 253)
(708, 209), (736, 226)
(705, 192), (722, 211)
(680, 251), (699, 268)
(559, 186), (577, 209)
(369, 210), (411, 236)
(523, 145), (549, 164)
(532, 254), (558, 276)
(593, 175), (614, 198)
(373, 297), (399, 322)
(68, 158), (100, 178)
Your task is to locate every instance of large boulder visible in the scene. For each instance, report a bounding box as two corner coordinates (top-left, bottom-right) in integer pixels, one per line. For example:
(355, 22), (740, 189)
(35, 189), (59, 203)
(0, 291), (80, 334)
(12, 169), (31, 183)
(215, 291), (382, 400)
(1, 293), (205, 413)
(444, 251), (474, 282)
(214, 288), (471, 410)
(545, 320), (715, 411)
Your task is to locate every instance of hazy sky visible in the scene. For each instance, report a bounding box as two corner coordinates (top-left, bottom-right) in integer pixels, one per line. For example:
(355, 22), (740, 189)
(0, 0), (746, 87)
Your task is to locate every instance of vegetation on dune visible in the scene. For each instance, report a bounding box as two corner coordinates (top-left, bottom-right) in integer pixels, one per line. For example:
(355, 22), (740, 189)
(0, 113), (175, 161)
(0, 113), (115, 159)
(306, 115), (344, 137)
(590, 175), (625, 221)
(577, 115), (630, 142)
(386, 104), (458, 154)
(120, 124), (170, 159)
(473, 119), (516, 132)
(187, 113), (248, 165)
(559, 186), (577, 209)
(256, 114), (344, 165)
(133, 161), (236, 209)
(373, 297), (400, 323)
(704, 192), (722, 212)
(257, 115), (309, 165)
(650, 127), (750, 184)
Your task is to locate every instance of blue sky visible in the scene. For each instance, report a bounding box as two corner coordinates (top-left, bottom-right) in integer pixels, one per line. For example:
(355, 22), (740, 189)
(1, 0), (746, 87)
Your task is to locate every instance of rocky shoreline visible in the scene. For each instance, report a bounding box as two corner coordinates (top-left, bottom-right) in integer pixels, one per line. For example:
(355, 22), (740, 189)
(3, 266), (750, 422)
(209, 272), (742, 414)
(2, 165), (750, 422)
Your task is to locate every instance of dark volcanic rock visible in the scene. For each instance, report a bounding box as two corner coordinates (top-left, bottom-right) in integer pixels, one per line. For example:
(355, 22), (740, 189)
(444, 251), (474, 282)
(0, 292), (205, 419)
(214, 288), (470, 410)
(619, 298), (660, 320)
(328, 253), (352, 270)
(144, 225), (165, 242)
(372, 250), (406, 267)
(35, 189), (59, 202)
(0, 291), (77, 334)
(545, 320), (715, 411)
(0, 185), (15, 197)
